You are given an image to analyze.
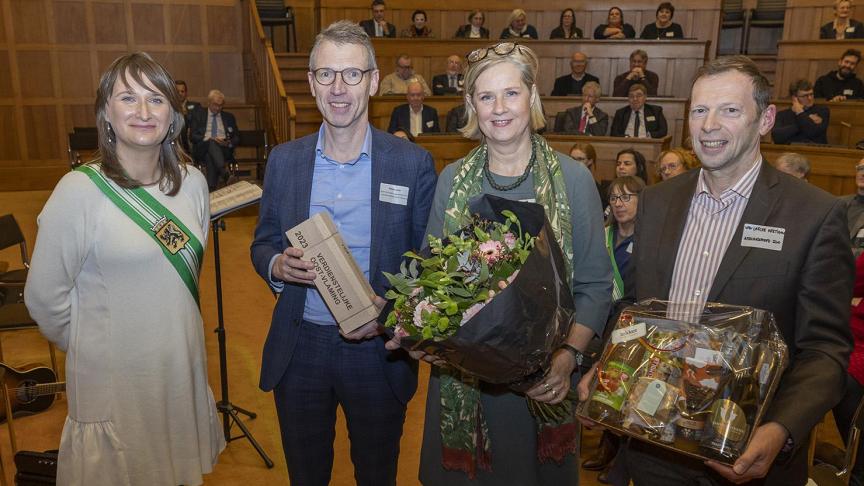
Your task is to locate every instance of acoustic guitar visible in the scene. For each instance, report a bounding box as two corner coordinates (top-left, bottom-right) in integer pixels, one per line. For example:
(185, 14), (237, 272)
(0, 362), (64, 421)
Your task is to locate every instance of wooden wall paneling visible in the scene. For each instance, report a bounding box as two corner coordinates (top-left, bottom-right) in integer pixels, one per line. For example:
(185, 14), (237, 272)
(0, 105), (22, 161)
(762, 142), (859, 196)
(53, 1), (88, 44)
(11, 0), (48, 44)
(18, 49), (54, 99)
(782, 0), (854, 41)
(132, 3), (166, 46)
(57, 50), (93, 98)
(92, 2), (127, 44)
(169, 4), (202, 45)
(775, 40), (864, 98)
(0, 50), (12, 96)
(23, 104), (59, 161)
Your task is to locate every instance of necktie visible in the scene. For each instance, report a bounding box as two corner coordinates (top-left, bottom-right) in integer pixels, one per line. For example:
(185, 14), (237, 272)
(210, 113), (218, 139)
(376, 22), (382, 37)
(633, 111), (641, 137)
(578, 109), (589, 133)
(449, 75), (456, 89)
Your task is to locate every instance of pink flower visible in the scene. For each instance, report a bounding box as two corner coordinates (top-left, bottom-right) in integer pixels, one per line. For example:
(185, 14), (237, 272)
(478, 240), (504, 264)
(394, 325), (409, 338)
(413, 298), (437, 328)
(460, 302), (486, 326)
(503, 232), (517, 249)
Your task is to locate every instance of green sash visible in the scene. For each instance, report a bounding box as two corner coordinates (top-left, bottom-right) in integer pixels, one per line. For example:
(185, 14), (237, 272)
(76, 164), (204, 306)
(605, 225), (625, 301)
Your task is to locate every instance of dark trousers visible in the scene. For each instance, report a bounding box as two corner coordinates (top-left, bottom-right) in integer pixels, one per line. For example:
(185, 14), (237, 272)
(273, 321), (406, 486)
(833, 372), (864, 486)
(199, 141), (231, 190)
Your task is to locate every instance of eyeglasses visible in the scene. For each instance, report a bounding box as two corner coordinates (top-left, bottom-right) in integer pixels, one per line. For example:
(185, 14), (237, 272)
(856, 164), (864, 172)
(609, 194), (636, 204)
(311, 68), (373, 86)
(796, 92), (814, 98)
(467, 43), (528, 64)
(660, 162), (682, 173)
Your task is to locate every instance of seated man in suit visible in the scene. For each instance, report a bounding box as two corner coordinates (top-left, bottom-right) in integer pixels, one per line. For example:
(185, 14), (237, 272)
(612, 49), (659, 97)
(190, 89), (240, 191)
(551, 52), (600, 96)
(610, 83), (667, 138)
(359, 0), (396, 38)
(556, 81), (609, 135)
(772, 79), (829, 145)
(431, 55), (464, 95)
(379, 54), (432, 96)
(815, 49), (864, 101)
(445, 104), (467, 133)
(387, 81), (440, 136)
(774, 152), (811, 181)
(174, 79), (200, 155)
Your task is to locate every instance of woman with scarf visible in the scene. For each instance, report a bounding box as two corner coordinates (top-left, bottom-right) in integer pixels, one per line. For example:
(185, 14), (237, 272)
(411, 42), (612, 485)
(500, 9), (539, 40)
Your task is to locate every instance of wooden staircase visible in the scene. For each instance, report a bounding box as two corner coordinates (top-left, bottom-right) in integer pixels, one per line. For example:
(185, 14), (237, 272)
(276, 52), (322, 137)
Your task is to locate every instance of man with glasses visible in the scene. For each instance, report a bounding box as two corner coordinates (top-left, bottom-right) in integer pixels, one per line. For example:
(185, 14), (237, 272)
(551, 52), (600, 96)
(613, 49), (659, 97)
(189, 89), (240, 191)
(556, 81), (609, 135)
(610, 83), (667, 138)
(379, 54), (432, 95)
(250, 21), (437, 486)
(772, 79), (829, 145)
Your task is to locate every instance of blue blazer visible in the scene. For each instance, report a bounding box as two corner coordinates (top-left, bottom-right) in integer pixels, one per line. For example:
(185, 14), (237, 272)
(250, 126), (437, 405)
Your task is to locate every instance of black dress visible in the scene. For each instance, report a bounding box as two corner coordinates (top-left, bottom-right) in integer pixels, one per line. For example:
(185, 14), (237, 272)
(593, 23), (636, 39)
(549, 26), (583, 39)
(820, 19), (864, 39)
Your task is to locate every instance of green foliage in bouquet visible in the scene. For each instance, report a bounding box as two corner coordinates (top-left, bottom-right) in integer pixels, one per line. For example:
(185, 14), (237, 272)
(383, 210), (536, 340)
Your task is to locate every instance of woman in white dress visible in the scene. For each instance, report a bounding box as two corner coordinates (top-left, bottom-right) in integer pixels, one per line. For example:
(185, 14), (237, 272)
(25, 52), (225, 486)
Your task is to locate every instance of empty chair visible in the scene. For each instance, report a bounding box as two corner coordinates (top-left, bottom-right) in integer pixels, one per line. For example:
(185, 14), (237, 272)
(230, 129), (270, 181)
(0, 215), (29, 304)
(745, 0), (787, 54)
(67, 130), (99, 168)
(257, 0), (296, 52)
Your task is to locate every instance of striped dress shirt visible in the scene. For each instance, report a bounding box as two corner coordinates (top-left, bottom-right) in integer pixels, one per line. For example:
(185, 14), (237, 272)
(667, 157), (762, 321)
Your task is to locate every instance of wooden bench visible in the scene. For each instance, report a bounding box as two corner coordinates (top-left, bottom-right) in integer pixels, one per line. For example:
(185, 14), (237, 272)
(770, 99), (864, 147)
(762, 143), (860, 195)
(414, 133), (671, 183)
(775, 39), (864, 98)
(371, 39), (710, 100)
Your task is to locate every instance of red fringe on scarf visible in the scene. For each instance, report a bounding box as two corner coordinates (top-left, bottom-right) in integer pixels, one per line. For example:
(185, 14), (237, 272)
(537, 422), (578, 464)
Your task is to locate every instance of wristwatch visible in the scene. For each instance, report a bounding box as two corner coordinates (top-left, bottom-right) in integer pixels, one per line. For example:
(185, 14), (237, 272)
(558, 343), (584, 367)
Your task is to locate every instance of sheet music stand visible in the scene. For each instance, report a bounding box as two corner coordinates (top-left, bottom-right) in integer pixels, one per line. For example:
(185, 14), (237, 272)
(209, 208), (273, 468)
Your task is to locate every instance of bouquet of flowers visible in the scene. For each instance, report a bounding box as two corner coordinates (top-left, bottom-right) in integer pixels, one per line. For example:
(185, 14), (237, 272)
(381, 195), (574, 392)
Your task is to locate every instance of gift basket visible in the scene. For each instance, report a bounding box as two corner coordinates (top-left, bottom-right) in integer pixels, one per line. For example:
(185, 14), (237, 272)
(577, 299), (789, 465)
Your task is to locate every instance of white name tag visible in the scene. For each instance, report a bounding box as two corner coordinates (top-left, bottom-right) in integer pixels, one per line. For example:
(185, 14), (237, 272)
(626, 241), (633, 253)
(611, 322), (647, 344)
(857, 228), (864, 239)
(665, 31), (675, 37)
(848, 26), (856, 33)
(588, 116), (597, 123)
(426, 120), (434, 128)
(845, 89), (855, 96)
(379, 183), (409, 206)
(741, 223), (785, 251)
(646, 116), (656, 122)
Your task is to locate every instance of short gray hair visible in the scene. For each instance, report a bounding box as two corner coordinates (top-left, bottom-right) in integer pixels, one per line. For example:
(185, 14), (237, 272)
(776, 152), (811, 178)
(310, 20), (377, 71)
(583, 81), (602, 97)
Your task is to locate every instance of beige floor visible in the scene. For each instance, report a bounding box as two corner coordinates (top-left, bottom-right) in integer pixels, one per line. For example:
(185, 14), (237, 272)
(1, 189), (619, 485)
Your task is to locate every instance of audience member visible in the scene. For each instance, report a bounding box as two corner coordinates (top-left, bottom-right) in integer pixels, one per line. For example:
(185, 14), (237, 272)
(387, 81), (440, 136)
(175, 79), (200, 154)
(500, 9), (538, 39)
(821, 0), (864, 39)
(556, 81), (609, 135)
(772, 79), (830, 145)
(594, 7), (636, 39)
(657, 148), (698, 181)
(360, 0), (396, 38)
(570, 142), (607, 208)
(774, 152), (811, 180)
(613, 49), (659, 96)
(432, 55), (464, 95)
(615, 148), (649, 183)
(445, 104), (467, 133)
(815, 49), (864, 100)
(845, 158), (864, 243)
(640, 2), (684, 39)
(401, 10), (434, 38)
(379, 54), (432, 95)
(611, 83), (667, 139)
(551, 52), (600, 96)
(391, 128), (416, 142)
(550, 8), (583, 39)
(190, 89), (240, 191)
(454, 10), (489, 39)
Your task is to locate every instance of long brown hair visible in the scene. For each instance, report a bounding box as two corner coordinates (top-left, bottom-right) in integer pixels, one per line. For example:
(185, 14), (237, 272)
(93, 52), (188, 196)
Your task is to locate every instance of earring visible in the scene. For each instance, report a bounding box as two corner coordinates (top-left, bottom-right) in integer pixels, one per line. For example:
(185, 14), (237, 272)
(106, 122), (114, 144)
(168, 122), (175, 136)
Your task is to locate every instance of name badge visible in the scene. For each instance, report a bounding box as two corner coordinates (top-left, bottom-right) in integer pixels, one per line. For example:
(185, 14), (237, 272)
(626, 241), (633, 253)
(741, 223), (785, 251)
(380, 183), (409, 206)
(426, 120), (434, 128)
(646, 116), (656, 122)
(845, 89), (855, 96)
(848, 26), (857, 33)
(665, 31), (675, 37)
(857, 228), (864, 239)
(588, 116), (597, 123)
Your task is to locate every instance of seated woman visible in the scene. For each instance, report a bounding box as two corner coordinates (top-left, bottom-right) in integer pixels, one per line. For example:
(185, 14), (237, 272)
(615, 148), (649, 183)
(455, 10), (490, 39)
(594, 6), (636, 39)
(820, 0), (864, 39)
(570, 142), (607, 210)
(402, 10), (434, 38)
(500, 9), (539, 39)
(640, 2), (684, 39)
(550, 8), (583, 39)
(657, 147), (698, 181)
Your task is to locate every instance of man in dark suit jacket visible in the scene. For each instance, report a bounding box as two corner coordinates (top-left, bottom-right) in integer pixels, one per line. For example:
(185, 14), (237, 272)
(582, 56), (853, 486)
(250, 21), (436, 486)
(359, 0), (395, 38)
(610, 84), (667, 138)
(174, 80), (200, 155)
(431, 55), (464, 95)
(189, 89), (240, 191)
(612, 49), (660, 97)
(551, 52), (600, 96)
(445, 103), (467, 133)
(771, 79), (830, 145)
(555, 81), (608, 135)
(387, 81), (440, 135)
